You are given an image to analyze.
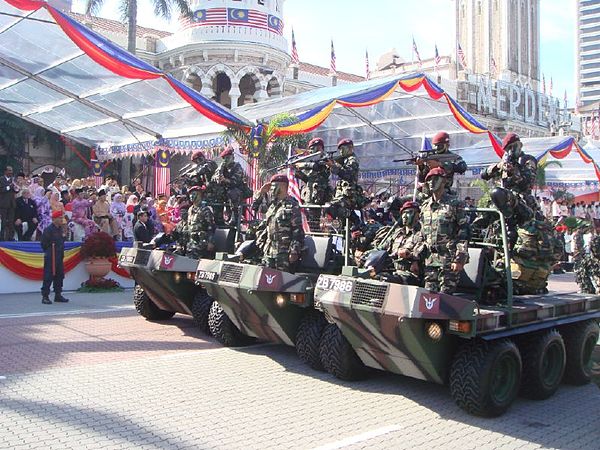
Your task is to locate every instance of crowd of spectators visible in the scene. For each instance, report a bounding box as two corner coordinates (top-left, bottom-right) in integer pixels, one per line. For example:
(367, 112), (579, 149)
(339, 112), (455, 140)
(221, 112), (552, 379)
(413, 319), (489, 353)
(0, 167), (189, 243)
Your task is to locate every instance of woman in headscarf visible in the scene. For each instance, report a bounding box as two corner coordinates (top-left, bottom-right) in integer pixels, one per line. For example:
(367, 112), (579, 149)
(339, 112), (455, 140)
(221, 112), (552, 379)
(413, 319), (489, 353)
(145, 197), (163, 233)
(156, 198), (174, 234)
(123, 195), (138, 241)
(33, 187), (51, 238)
(50, 192), (65, 215)
(70, 188), (97, 238)
(110, 193), (126, 241)
(92, 189), (119, 238)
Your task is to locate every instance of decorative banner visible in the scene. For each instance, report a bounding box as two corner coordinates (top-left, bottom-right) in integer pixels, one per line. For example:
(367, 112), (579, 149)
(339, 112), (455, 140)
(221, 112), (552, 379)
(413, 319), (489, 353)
(154, 149), (171, 196)
(96, 136), (227, 160)
(4, 0), (251, 130)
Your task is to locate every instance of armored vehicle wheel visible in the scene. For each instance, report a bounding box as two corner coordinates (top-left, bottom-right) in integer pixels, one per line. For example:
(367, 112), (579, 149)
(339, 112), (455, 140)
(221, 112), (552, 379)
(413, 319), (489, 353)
(519, 330), (565, 400)
(450, 339), (521, 417)
(191, 289), (214, 335)
(295, 310), (327, 371)
(208, 301), (248, 347)
(561, 320), (599, 385)
(319, 323), (369, 381)
(132, 285), (175, 321)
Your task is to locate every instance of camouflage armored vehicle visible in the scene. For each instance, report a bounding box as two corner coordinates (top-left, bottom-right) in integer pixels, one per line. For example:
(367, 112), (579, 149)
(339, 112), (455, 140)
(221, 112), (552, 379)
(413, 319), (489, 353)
(118, 228), (236, 333)
(196, 213), (346, 369)
(314, 209), (600, 417)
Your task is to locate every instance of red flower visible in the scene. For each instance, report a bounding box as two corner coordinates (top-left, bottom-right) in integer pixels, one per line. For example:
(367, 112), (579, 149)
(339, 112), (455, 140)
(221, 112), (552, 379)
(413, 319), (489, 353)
(80, 231), (117, 259)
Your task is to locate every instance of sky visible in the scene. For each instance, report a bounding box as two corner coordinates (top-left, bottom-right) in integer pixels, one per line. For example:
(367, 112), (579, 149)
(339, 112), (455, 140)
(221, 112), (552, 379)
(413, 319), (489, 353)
(71, 0), (578, 105)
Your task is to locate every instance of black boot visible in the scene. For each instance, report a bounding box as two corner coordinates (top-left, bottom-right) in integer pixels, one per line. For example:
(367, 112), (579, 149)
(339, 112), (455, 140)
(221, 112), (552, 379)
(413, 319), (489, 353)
(54, 293), (69, 303)
(42, 295), (52, 305)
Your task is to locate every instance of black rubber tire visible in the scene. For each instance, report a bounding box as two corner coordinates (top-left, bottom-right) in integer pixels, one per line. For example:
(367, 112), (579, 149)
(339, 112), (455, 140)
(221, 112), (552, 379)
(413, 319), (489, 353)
(191, 289), (214, 335)
(295, 310), (327, 371)
(208, 301), (247, 347)
(561, 320), (599, 385)
(132, 285), (175, 321)
(450, 339), (522, 417)
(518, 330), (566, 400)
(319, 323), (369, 381)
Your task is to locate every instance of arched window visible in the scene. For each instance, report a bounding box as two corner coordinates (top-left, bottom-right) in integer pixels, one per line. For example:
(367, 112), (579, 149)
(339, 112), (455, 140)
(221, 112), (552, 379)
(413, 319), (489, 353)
(238, 73), (259, 106)
(186, 73), (202, 92)
(213, 72), (232, 108)
(267, 77), (281, 97)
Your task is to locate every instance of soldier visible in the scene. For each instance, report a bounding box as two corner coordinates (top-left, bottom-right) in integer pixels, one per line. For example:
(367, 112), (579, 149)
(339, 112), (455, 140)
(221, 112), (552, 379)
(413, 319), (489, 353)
(294, 137), (333, 207)
(189, 151), (217, 189)
(417, 131), (467, 190)
(256, 174), (305, 273)
(184, 185), (216, 259)
(420, 168), (470, 294)
(210, 147), (252, 226)
(40, 211), (69, 304)
(481, 132), (537, 247)
(326, 139), (366, 221)
(576, 235), (600, 294)
(388, 201), (426, 286)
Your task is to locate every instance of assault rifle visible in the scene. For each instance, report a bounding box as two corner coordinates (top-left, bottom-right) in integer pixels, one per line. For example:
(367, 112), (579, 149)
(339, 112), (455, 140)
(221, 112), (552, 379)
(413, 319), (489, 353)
(167, 163), (197, 185)
(265, 149), (339, 173)
(393, 148), (460, 165)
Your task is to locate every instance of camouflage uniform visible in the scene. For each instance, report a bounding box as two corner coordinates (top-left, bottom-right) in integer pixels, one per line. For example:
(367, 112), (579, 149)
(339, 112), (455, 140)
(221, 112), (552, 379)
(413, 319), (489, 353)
(388, 227), (426, 285)
(184, 202), (216, 259)
(258, 195), (305, 273)
(420, 192), (470, 293)
(329, 153), (365, 219)
(189, 158), (218, 189)
(294, 159), (332, 205)
(576, 235), (600, 294)
(417, 151), (467, 189)
(209, 153), (251, 225)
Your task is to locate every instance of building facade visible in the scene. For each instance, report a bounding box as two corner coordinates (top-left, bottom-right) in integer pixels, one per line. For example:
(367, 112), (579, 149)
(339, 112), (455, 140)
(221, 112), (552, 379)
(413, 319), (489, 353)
(577, 0), (600, 108)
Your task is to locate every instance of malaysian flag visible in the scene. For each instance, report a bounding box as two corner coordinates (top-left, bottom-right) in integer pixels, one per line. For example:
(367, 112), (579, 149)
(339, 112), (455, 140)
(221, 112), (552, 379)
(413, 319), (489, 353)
(542, 74), (546, 94)
(490, 56), (498, 76)
(330, 40), (337, 75)
(549, 77), (553, 96)
(291, 28), (299, 65)
(286, 148), (310, 232)
(434, 44), (441, 69)
(365, 49), (370, 80)
(91, 159), (103, 188)
(456, 42), (467, 70)
(154, 149), (171, 196)
(412, 37), (422, 68)
(564, 90), (568, 109)
(179, 7), (283, 35)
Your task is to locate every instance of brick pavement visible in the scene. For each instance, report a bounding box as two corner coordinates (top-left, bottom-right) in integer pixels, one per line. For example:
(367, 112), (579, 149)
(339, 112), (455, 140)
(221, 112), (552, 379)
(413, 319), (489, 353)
(0, 281), (598, 449)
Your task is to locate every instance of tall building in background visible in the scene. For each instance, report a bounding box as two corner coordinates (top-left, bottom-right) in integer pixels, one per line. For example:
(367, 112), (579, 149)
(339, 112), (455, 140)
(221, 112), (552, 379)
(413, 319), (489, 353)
(456, 0), (540, 88)
(577, 0), (600, 108)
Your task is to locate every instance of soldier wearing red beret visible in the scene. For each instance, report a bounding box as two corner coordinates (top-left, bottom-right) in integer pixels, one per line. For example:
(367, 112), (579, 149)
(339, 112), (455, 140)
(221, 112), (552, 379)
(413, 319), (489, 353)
(416, 131), (467, 195)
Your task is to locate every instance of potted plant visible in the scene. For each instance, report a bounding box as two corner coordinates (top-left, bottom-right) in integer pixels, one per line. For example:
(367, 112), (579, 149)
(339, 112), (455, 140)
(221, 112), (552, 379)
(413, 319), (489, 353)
(80, 231), (116, 280)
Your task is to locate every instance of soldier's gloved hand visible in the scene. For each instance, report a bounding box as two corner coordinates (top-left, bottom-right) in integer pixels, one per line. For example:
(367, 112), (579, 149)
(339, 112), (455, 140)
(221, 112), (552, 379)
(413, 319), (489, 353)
(427, 160), (441, 169)
(451, 262), (464, 272)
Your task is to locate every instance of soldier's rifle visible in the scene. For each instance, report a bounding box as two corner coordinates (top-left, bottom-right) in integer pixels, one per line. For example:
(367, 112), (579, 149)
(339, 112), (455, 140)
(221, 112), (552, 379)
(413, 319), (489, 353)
(265, 150), (339, 173)
(167, 163), (197, 185)
(392, 149), (460, 165)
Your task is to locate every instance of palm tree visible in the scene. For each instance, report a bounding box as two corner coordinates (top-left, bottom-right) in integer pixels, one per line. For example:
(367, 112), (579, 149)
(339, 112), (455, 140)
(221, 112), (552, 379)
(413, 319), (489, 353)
(536, 160), (562, 193)
(85, 0), (193, 54)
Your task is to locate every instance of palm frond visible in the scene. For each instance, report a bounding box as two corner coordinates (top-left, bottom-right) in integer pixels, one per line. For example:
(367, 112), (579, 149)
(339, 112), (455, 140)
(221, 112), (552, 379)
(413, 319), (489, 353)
(85, 0), (105, 15)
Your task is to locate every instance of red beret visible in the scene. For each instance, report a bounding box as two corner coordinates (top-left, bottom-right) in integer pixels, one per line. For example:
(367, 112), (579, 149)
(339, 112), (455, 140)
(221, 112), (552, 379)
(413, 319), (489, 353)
(432, 131), (450, 145)
(270, 174), (289, 183)
(502, 132), (520, 149)
(308, 137), (324, 148)
(191, 150), (204, 161)
(425, 167), (447, 180)
(52, 210), (63, 219)
(337, 138), (353, 148)
(220, 147), (234, 158)
(400, 201), (420, 212)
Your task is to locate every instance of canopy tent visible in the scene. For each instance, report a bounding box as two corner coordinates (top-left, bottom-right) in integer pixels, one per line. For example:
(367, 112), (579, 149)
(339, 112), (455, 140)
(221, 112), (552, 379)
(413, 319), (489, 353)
(0, 0), (250, 155)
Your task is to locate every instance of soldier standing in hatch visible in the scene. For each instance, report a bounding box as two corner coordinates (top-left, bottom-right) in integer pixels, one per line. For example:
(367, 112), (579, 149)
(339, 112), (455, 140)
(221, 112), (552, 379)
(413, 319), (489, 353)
(184, 185), (216, 259)
(417, 131), (467, 193)
(293, 137), (333, 216)
(189, 151), (218, 190)
(388, 201), (426, 286)
(256, 174), (305, 273)
(420, 168), (470, 294)
(210, 147), (252, 226)
(326, 139), (365, 221)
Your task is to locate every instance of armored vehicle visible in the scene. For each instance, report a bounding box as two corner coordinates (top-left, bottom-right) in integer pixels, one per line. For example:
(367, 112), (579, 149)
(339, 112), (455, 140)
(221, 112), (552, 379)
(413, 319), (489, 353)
(314, 209), (600, 417)
(118, 228), (236, 333)
(196, 211), (346, 369)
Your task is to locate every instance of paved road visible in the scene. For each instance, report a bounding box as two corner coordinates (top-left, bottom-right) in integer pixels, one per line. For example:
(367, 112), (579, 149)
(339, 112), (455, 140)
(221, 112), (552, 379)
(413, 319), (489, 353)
(0, 280), (598, 450)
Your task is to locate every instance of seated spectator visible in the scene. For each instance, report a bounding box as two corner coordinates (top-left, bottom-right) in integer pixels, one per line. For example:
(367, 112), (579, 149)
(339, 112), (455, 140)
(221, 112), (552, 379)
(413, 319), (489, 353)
(15, 189), (38, 241)
(133, 209), (153, 243)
